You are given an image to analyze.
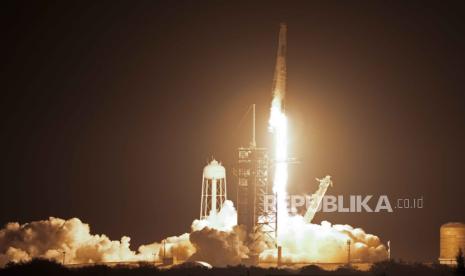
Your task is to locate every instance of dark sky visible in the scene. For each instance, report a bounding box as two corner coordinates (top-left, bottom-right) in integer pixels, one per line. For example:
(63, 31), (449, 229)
(1, 1), (465, 262)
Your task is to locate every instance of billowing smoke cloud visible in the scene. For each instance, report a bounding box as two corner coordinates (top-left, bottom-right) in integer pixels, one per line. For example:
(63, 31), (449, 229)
(188, 200), (251, 266)
(0, 217), (149, 267)
(191, 200), (237, 232)
(0, 200), (237, 267)
(0, 199), (387, 267)
(261, 216), (388, 263)
(153, 233), (194, 261)
(188, 226), (248, 266)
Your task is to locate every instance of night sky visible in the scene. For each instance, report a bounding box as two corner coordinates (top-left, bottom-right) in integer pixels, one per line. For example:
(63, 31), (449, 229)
(1, 1), (465, 262)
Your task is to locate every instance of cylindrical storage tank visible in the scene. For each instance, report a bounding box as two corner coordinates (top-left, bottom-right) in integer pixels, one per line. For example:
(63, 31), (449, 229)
(200, 159), (227, 219)
(439, 222), (465, 265)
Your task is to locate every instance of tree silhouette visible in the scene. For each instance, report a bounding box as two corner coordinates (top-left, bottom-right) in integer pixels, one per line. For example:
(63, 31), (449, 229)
(457, 248), (465, 275)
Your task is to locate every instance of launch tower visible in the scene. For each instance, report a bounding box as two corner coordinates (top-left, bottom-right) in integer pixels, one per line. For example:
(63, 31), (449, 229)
(236, 105), (277, 245)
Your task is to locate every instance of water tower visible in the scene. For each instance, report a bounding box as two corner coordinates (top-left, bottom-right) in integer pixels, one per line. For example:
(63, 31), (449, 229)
(439, 222), (465, 265)
(200, 159), (227, 219)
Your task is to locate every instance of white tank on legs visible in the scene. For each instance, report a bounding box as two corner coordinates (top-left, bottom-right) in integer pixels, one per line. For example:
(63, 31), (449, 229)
(200, 159), (227, 219)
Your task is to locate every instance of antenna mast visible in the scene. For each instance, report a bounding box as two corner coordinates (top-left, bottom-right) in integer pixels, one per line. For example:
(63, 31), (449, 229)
(251, 104), (256, 148)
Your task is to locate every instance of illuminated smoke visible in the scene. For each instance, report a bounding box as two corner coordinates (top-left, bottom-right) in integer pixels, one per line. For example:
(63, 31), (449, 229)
(267, 99), (388, 263)
(0, 197), (387, 267)
(192, 200), (237, 232)
(0, 201), (237, 267)
(260, 218), (388, 263)
(188, 200), (250, 266)
(138, 201), (240, 264)
(188, 226), (249, 266)
(0, 217), (147, 266)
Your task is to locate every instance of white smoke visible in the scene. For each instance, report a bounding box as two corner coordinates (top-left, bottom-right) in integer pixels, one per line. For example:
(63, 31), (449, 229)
(0, 199), (387, 267)
(191, 200), (237, 232)
(0, 217), (147, 266)
(188, 226), (249, 266)
(260, 216), (388, 263)
(0, 200), (237, 267)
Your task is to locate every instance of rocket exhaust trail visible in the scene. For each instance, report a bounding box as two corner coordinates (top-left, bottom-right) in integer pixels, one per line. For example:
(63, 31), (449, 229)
(269, 23), (289, 244)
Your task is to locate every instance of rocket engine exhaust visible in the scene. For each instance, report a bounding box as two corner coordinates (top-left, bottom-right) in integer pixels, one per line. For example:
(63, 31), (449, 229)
(0, 23), (389, 269)
(269, 23), (289, 243)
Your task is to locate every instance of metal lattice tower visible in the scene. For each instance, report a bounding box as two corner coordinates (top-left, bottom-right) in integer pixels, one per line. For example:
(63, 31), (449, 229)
(236, 105), (277, 246)
(200, 159), (227, 219)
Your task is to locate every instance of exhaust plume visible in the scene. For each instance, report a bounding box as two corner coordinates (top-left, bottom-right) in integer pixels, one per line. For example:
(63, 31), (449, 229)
(0, 217), (146, 266)
(266, 23), (388, 264)
(0, 200), (238, 267)
(260, 218), (388, 263)
(0, 197), (387, 267)
(188, 226), (248, 266)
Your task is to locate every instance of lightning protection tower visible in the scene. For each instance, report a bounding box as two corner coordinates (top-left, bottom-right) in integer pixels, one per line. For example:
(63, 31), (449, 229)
(200, 159), (227, 219)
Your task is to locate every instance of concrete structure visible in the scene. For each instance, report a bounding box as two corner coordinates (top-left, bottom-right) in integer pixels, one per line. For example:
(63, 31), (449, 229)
(200, 160), (227, 219)
(439, 222), (465, 265)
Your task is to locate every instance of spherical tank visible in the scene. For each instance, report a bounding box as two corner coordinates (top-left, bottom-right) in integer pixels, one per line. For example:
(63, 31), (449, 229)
(203, 160), (226, 179)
